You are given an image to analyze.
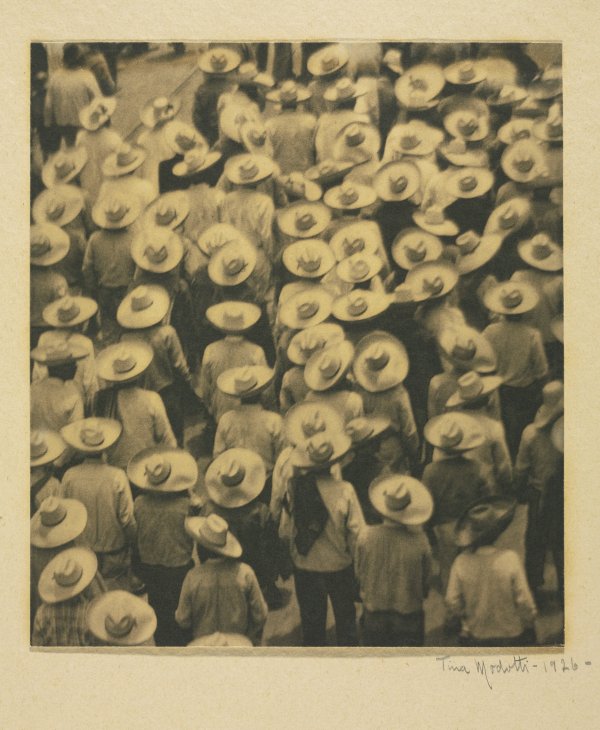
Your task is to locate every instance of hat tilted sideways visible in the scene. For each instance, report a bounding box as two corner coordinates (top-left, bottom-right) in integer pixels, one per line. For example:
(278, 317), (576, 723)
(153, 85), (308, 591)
(373, 160), (421, 202)
(392, 228), (443, 271)
(117, 285), (171, 329)
(305, 159), (360, 186)
(43, 295), (98, 328)
(172, 147), (222, 177)
(438, 325), (497, 373)
(206, 301), (261, 334)
(455, 229), (503, 275)
(198, 46), (242, 75)
(164, 121), (206, 157)
(404, 261), (459, 302)
(323, 182), (377, 211)
(284, 401), (344, 447)
(369, 475), (433, 526)
(353, 331), (409, 393)
(279, 285), (333, 330)
(517, 233), (562, 272)
(131, 228), (184, 274)
(87, 590), (157, 646)
(501, 139), (548, 183)
(79, 96), (117, 132)
(208, 239), (258, 287)
(395, 63), (445, 109)
(30, 430), (66, 468)
(307, 43), (349, 77)
(32, 184), (85, 228)
(140, 96), (181, 129)
(304, 340), (354, 392)
(31, 497), (87, 549)
(484, 197), (531, 237)
(42, 145), (88, 188)
(487, 83), (528, 107)
(127, 446), (199, 493)
(483, 280), (539, 316)
(534, 380), (564, 429)
(30, 223), (70, 267)
(282, 239), (336, 279)
(329, 221), (382, 262)
(61, 418), (122, 454)
(224, 153), (275, 186)
(424, 412), (485, 452)
(336, 252), (383, 284)
(185, 514), (242, 558)
(444, 59), (486, 86)
(291, 432), (352, 471)
(446, 370), (503, 408)
(287, 322), (345, 366)
(277, 201), (332, 240)
(217, 365), (274, 398)
(38, 546), (98, 604)
(455, 496), (517, 548)
(206, 448), (266, 508)
(144, 191), (191, 230)
(332, 289), (390, 323)
(96, 341), (154, 383)
(102, 143), (147, 177)
(346, 416), (391, 446)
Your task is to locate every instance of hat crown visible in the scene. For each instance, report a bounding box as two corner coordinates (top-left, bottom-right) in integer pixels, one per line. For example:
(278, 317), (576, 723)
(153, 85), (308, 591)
(346, 417), (374, 443)
(54, 557), (83, 587)
(297, 332), (322, 357)
(334, 78), (355, 100)
(280, 81), (299, 102)
(184, 148), (208, 171)
(458, 174), (478, 192)
(210, 53), (228, 71)
(31, 432), (49, 460)
(422, 275), (444, 296)
(116, 144), (137, 167)
(222, 251), (246, 277)
(105, 198), (129, 222)
(297, 299), (319, 320)
(144, 244), (169, 264)
(145, 456), (172, 485)
(105, 612), (137, 638)
(468, 504), (496, 529)
(347, 295), (368, 316)
(530, 234), (553, 259)
(542, 380), (564, 408)
(204, 514), (229, 546)
(222, 308), (245, 328)
(457, 230), (480, 254)
(39, 497), (67, 527)
(439, 421), (464, 449)
(500, 287), (523, 308)
(513, 153), (534, 173)
(447, 138), (467, 154)
(348, 256), (370, 280)
(499, 85), (516, 100)
(405, 239), (427, 262)
(408, 74), (427, 92)
(306, 437), (335, 464)
(400, 133), (420, 150)
(79, 425), (105, 448)
(248, 126), (267, 146)
(452, 336), (477, 361)
(131, 286), (153, 311)
(318, 353), (342, 380)
(384, 482), (412, 511)
(457, 371), (485, 399)
(457, 116), (479, 136)
(458, 62), (476, 82)
(175, 131), (197, 151)
(57, 297), (81, 322)
(339, 184), (359, 205)
(343, 237), (365, 256)
(54, 155), (75, 177)
(31, 234), (52, 258)
(238, 159), (259, 181)
(345, 124), (365, 147)
(297, 246), (322, 272)
(390, 174), (409, 194)
(234, 367), (258, 393)
(112, 347), (137, 374)
(44, 342), (71, 362)
(295, 211), (316, 231)
(499, 206), (517, 229)
(155, 204), (177, 225)
(365, 344), (390, 371)
(220, 460), (246, 487)
(46, 198), (66, 220)
(301, 411), (327, 438)
(424, 207), (444, 225)
(321, 53), (340, 72)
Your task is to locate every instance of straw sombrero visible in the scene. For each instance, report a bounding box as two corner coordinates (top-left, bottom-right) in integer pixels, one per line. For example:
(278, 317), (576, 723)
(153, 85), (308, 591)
(484, 197), (531, 237)
(87, 590), (157, 646)
(332, 289), (390, 323)
(30, 430), (66, 468)
(220, 104), (262, 144)
(329, 221), (381, 261)
(441, 96), (490, 142)
(551, 314), (563, 344)
(287, 323), (345, 366)
(445, 166), (494, 199)
(323, 78), (367, 105)
(140, 96), (181, 129)
(143, 191), (191, 230)
(392, 228), (443, 270)
(208, 239), (258, 287)
(353, 331), (409, 392)
(487, 84), (528, 107)
(131, 228), (184, 274)
(529, 66), (562, 101)
(305, 159), (360, 186)
(43, 295), (98, 328)
(336, 252), (383, 284)
(291, 432), (352, 471)
(172, 148), (222, 177)
(117, 285), (170, 329)
(102, 143), (146, 177)
(455, 230), (503, 275)
(240, 121), (273, 157)
(323, 182), (377, 211)
(412, 206), (459, 237)
(424, 412), (485, 452)
(224, 153), (275, 186)
(444, 59), (486, 86)
(30, 341), (88, 366)
(483, 280), (539, 316)
(38, 546), (98, 604)
(438, 325), (497, 373)
(369, 475), (433, 525)
(198, 47), (242, 75)
(217, 365), (274, 398)
(455, 497), (517, 548)
(266, 80), (312, 104)
(79, 96), (117, 132)
(279, 285), (333, 330)
(497, 118), (535, 145)
(346, 416), (391, 446)
(163, 121), (206, 156)
(307, 44), (349, 77)
(282, 239), (336, 279)
(127, 446), (199, 493)
(32, 185), (84, 228)
(501, 139), (548, 183)
(92, 195), (142, 230)
(96, 341), (154, 383)
(284, 401), (344, 446)
(386, 121), (444, 158)
(276, 172), (322, 203)
(395, 63), (445, 109)
(532, 105), (563, 143)
(405, 261), (459, 302)
(277, 201), (332, 240)
(438, 138), (489, 168)
(446, 371), (503, 408)
(518, 233), (562, 272)
(333, 122), (380, 161)
(206, 301), (261, 333)
(205, 448), (266, 508)
(184, 514), (242, 558)
(383, 48), (403, 75)
(61, 418), (122, 454)
(30, 497), (87, 549)
(373, 160), (420, 202)
(42, 146), (88, 188)
(196, 223), (248, 258)
(304, 340), (354, 392)
(30, 223), (70, 267)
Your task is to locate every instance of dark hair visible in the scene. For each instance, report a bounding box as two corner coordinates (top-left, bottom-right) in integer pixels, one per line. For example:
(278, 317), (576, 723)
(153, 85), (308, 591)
(461, 394), (491, 411)
(197, 544), (227, 562)
(63, 43), (85, 69)
(47, 361), (77, 381)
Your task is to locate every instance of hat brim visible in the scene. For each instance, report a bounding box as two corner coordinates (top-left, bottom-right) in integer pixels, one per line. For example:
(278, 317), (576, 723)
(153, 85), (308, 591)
(38, 547), (97, 603)
(307, 46), (349, 77)
(534, 400), (564, 429)
(131, 237), (185, 274)
(278, 177), (322, 203)
(484, 198), (531, 237)
(282, 240), (336, 279)
(30, 241), (70, 268)
(332, 292), (390, 322)
(438, 329), (497, 374)
(139, 98), (181, 129)
(96, 342), (154, 383)
(102, 151), (146, 178)
(369, 476), (433, 525)
(444, 63), (487, 86)
(424, 413), (486, 451)
(279, 287), (333, 330)
(517, 241), (563, 272)
(346, 416), (391, 446)
(353, 333), (409, 392)
(412, 211), (459, 237)
(61, 418), (122, 453)
(483, 286), (539, 315)
(455, 496), (517, 548)
(43, 296), (98, 328)
(287, 323), (345, 366)
(208, 243), (258, 287)
(185, 517), (242, 557)
(336, 254), (383, 284)
(291, 435), (351, 471)
(144, 192), (191, 230)
(392, 229), (443, 271)
(267, 88), (312, 104)
(456, 234), (503, 275)
(330, 221), (382, 262)
(206, 302), (262, 333)
(41, 148), (88, 188)
(446, 375), (503, 407)
(438, 144), (489, 168)
(30, 430), (66, 467)
(305, 159), (358, 185)
(323, 185), (377, 211)
(373, 161), (421, 202)
(497, 119), (535, 145)
(117, 286), (171, 329)
(446, 168), (495, 199)
(304, 340), (354, 392)
(277, 202), (332, 240)
(500, 143), (547, 183)
(405, 262), (459, 302)
(173, 151), (222, 178)
(30, 344), (88, 365)
(284, 401), (345, 446)
(551, 415), (564, 453)
(199, 49), (241, 75)
(206, 449), (266, 508)
(30, 499), (87, 549)
(79, 97), (117, 131)
(92, 202), (141, 230)
(216, 366), (274, 398)
(443, 112), (490, 143)
(87, 590), (157, 645)
(127, 446), (199, 492)
(32, 185), (84, 228)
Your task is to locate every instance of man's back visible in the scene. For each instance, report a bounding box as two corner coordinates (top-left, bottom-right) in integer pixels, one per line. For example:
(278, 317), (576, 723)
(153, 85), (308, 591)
(266, 111), (317, 174)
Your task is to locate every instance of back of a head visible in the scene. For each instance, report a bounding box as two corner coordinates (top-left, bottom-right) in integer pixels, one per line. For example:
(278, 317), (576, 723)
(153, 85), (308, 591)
(63, 43), (85, 69)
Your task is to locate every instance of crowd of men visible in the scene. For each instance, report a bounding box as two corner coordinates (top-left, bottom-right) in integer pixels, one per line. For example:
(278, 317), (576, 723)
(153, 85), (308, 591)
(29, 41), (563, 648)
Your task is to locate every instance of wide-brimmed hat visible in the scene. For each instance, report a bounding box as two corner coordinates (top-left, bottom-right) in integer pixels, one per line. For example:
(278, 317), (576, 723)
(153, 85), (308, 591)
(455, 496), (517, 548)
(336, 252), (382, 284)
(131, 228), (184, 274)
(206, 301), (261, 333)
(353, 331), (409, 392)
(551, 314), (563, 344)
(32, 185), (84, 228)
(483, 280), (539, 315)
(102, 143), (146, 177)
(31, 497), (87, 549)
(484, 197), (531, 237)
(140, 96), (180, 129)
(38, 546), (98, 604)
(287, 323), (345, 366)
(455, 229), (503, 275)
(305, 159), (359, 186)
(79, 96), (117, 132)
(143, 191), (191, 230)
(441, 96), (490, 142)
(96, 341), (154, 383)
(240, 120), (273, 157)
(323, 78), (367, 105)
(395, 63), (445, 109)
(445, 166), (494, 199)
(304, 340), (354, 392)
(412, 206), (459, 237)
(424, 412), (485, 452)
(387, 121), (444, 158)
(279, 285), (333, 329)
(117, 285), (170, 329)
(277, 172), (322, 203)
(518, 232), (562, 272)
(369, 475), (433, 525)
(291, 432), (352, 471)
(267, 79), (312, 104)
(405, 261), (458, 302)
(438, 325), (497, 373)
(529, 65), (563, 101)
(534, 380), (564, 429)
(324, 182), (377, 211)
(382, 48), (403, 75)
(277, 201), (331, 240)
(284, 401), (344, 446)
(196, 223), (247, 258)
(438, 138), (489, 168)
(551, 415), (564, 454)
(188, 633), (253, 647)
(501, 139), (548, 183)
(42, 146), (88, 187)
(163, 121), (206, 156)
(61, 418), (122, 454)
(234, 61), (274, 90)
(220, 104), (262, 144)
(446, 371), (503, 408)
(127, 446), (199, 493)
(30, 223), (69, 267)
(87, 590), (157, 646)
(30, 430), (66, 468)
(185, 514), (242, 558)
(199, 47), (242, 75)
(206, 448), (266, 508)
(346, 416), (391, 446)
(208, 239), (258, 287)
(30, 341), (88, 366)
(497, 118), (535, 145)
(224, 153), (274, 186)
(217, 365), (274, 398)
(283, 239), (336, 279)
(533, 105), (563, 143)
(43, 295), (98, 328)
(91, 194), (142, 230)
(329, 221), (381, 262)
(487, 84), (528, 107)
(172, 147), (222, 177)
(392, 228), (443, 270)
(444, 59), (486, 86)
(373, 160), (420, 202)
(332, 289), (390, 323)
(307, 44), (349, 77)
(333, 121), (380, 158)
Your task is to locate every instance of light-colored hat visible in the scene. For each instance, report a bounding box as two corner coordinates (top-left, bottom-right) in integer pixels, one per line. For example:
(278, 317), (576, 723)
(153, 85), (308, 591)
(87, 590), (157, 646)
(533, 104), (563, 143)
(197, 223), (248, 258)
(188, 633), (252, 647)
(30, 430), (66, 468)
(441, 96), (490, 142)
(412, 206), (459, 237)
(332, 289), (390, 322)
(217, 365), (274, 398)
(534, 380), (564, 429)
(43, 295), (98, 328)
(91, 194), (142, 230)
(61, 418), (122, 454)
(487, 84), (528, 107)
(445, 166), (494, 199)
(185, 514), (242, 558)
(284, 401), (344, 446)
(279, 285), (333, 330)
(102, 143), (147, 177)
(483, 280), (539, 316)
(266, 80), (311, 104)
(172, 147), (222, 177)
(31, 497), (87, 549)
(30, 223), (69, 267)
(143, 191), (191, 230)
(405, 261), (459, 302)
(30, 340), (87, 365)
(369, 475), (433, 525)
(446, 371), (503, 407)
(438, 325), (497, 373)
(455, 229), (503, 275)
(140, 96), (180, 129)
(206, 301), (261, 333)
(551, 314), (563, 344)
(346, 416), (391, 446)
(240, 121), (273, 157)
(198, 47), (242, 75)
(333, 121), (380, 158)
(220, 104), (262, 144)
(323, 78), (367, 105)
(32, 185), (84, 228)
(529, 65), (563, 101)
(424, 412), (485, 452)
(353, 331), (409, 392)
(287, 322), (345, 366)
(79, 96), (117, 132)
(387, 121), (444, 157)
(307, 44), (349, 77)
(304, 340), (354, 392)
(551, 414), (564, 454)
(323, 182), (377, 211)
(336, 252), (383, 284)
(444, 59), (486, 86)
(330, 221), (381, 261)
(277, 201), (332, 240)
(395, 63), (445, 109)
(497, 118), (535, 145)
(455, 496), (517, 548)
(131, 228), (184, 274)
(382, 48), (403, 75)
(373, 160), (420, 202)
(518, 232), (562, 272)
(38, 546), (98, 604)
(127, 446), (199, 493)
(224, 153), (275, 186)
(277, 172), (322, 203)
(206, 448), (266, 508)
(163, 121), (206, 156)
(42, 146), (88, 188)
(291, 432), (352, 471)
(208, 239), (258, 287)
(305, 159), (359, 186)
(501, 139), (548, 183)
(117, 285), (170, 329)
(484, 197), (531, 237)
(392, 228), (443, 270)
(438, 138), (489, 168)
(282, 239), (336, 279)
(96, 341), (153, 383)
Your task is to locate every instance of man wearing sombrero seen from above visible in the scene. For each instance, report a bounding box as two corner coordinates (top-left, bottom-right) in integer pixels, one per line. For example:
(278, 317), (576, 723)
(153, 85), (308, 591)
(193, 47), (242, 147)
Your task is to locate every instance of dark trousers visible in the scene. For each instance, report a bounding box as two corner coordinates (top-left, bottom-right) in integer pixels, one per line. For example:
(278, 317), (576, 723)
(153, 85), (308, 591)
(499, 381), (544, 461)
(138, 562), (193, 647)
(159, 382), (184, 446)
(98, 285), (127, 345)
(293, 566), (358, 647)
(525, 485), (564, 602)
(361, 609), (425, 647)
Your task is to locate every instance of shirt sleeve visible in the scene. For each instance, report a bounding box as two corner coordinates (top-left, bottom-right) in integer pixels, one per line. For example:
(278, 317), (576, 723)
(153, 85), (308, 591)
(213, 415), (230, 457)
(445, 558), (464, 619)
(165, 326), (192, 385)
(115, 472), (136, 538)
(514, 427), (533, 495)
(529, 329), (549, 382)
(492, 426), (514, 493)
(150, 392), (177, 447)
(344, 484), (366, 558)
(174, 570), (193, 629)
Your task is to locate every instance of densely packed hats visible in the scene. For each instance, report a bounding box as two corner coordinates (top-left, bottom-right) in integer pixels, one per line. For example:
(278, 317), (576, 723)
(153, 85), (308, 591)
(197, 223), (248, 258)
(551, 414), (564, 454)
(446, 370), (503, 408)
(332, 289), (390, 322)
(127, 446), (199, 492)
(267, 79), (312, 104)
(551, 314), (563, 344)
(224, 153), (275, 186)
(172, 147), (222, 177)
(455, 229), (503, 275)
(32, 184), (84, 228)
(144, 191), (191, 230)
(346, 416), (391, 446)
(487, 83), (528, 107)
(382, 48), (403, 75)
(438, 138), (489, 168)
(102, 143), (146, 177)
(42, 146), (88, 188)
(392, 228), (443, 270)
(412, 206), (459, 237)
(353, 331), (409, 392)
(424, 412), (485, 452)
(387, 120), (444, 157)
(497, 118), (535, 145)
(307, 43), (349, 77)
(185, 514), (242, 558)
(369, 475), (433, 525)
(30, 430), (66, 468)
(61, 418), (122, 454)
(283, 238), (336, 279)
(79, 96), (117, 132)
(188, 633), (253, 647)
(31, 497), (87, 549)
(395, 63), (445, 109)
(131, 228), (184, 274)
(284, 401), (344, 446)
(529, 65), (562, 101)
(533, 104), (563, 143)
(329, 221), (381, 261)
(518, 232), (562, 272)
(483, 280), (539, 315)
(323, 181), (377, 211)
(220, 104), (262, 144)
(206, 448), (266, 508)
(117, 284), (170, 329)
(277, 201), (331, 239)
(445, 166), (494, 199)
(291, 432), (352, 471)
(217, 365), (274, 398)
(140, 96), (180, 129)
(336, 252), (382, 284)
(206, 301), (261, 334)
(405, 261), (459, 302)
(501, 139), (548, 183)
(279, 284), (333, 329)
(87, 590), (157, 646)
(43, 295), (98, 328)
(441, 95), (490, 142)
(287, 323), (345, 366)
(333, 121), (380, 158)
(277, 172), (322, 203)
(444, 59), (486, 86)
(323, 77), (367, 105)
(208, 239), (258, 287)
(373, 160), (420, 202)
(30, 223), (69, 267)
(163, 120), (206, 156)
(455, 496), (517, 548)
(304, 340), (354, 392)
(30, 341), (87, 365)
(198, 46), (242, 75)
(96, 341), (154, 383)
(438, 325), (497, 373)
(534, 380), (564, 429)
(484, 197), (531, 237)
(240, 120), (273, 157)
(305, 159), (360, 186)
(92, 194), (142, 230)
(38, 546), (98, 604)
